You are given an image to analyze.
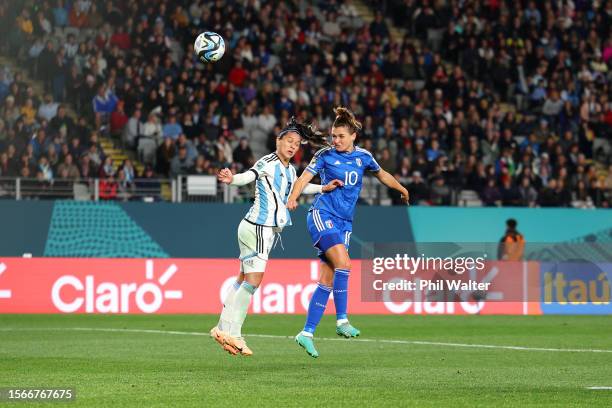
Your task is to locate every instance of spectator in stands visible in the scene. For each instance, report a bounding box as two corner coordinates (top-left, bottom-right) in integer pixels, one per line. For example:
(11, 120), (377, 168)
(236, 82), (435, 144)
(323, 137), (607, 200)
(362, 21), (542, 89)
(110, 100), (128, 140)
(37, 156), (53, 181)
(123, 108), (142, 150)
(190, 155), (208, 175)
(38, 94), (59, 122)
(49, 105), (74, 140)
(539, 179), (560, 207)
(20, 97), (35, 126)
(139, 112), (162, 165)
(92, 83), (117, 130)
(99, 174), (117, 200)
(232, 137), (253, 170)
(170, 145), (193, 178)
(56, 153), (80, 180)
(500, 178), (521, 207)
(120, 159), (135, 186)
(86, 144), (103, 173)
(481, 178), (502, 207)
(135, 165), (161, 201)
(162, 114), (182, 141)
(429, 176), (451, 206)
(98, 156), (115, 178)
(116, 169), (134, 201)
(518, 177), (538, 207)
(407, 171), (429, 205)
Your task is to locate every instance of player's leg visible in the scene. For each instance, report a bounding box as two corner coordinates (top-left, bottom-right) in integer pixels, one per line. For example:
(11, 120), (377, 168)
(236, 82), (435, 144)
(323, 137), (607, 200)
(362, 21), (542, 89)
(211, 219), (252, 354)
(320, 242), (360, 337)
(331, 227), (359, 337)
(224, 271), (262, 356)
(225, 222), (274, 356)
(296, 259), (334, 357)
(216, 272), (244, 332)
(296, 211), (342, 357)
(210, 271), (244, 354)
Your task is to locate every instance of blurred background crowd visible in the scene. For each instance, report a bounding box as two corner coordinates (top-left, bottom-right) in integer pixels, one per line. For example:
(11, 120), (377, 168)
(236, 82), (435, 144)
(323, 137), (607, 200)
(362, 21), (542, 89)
(0, 0), (610, 206)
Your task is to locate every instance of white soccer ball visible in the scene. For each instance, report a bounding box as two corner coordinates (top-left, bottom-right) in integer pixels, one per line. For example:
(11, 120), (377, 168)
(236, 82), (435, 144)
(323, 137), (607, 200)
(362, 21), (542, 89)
(194, 31), (226, 63)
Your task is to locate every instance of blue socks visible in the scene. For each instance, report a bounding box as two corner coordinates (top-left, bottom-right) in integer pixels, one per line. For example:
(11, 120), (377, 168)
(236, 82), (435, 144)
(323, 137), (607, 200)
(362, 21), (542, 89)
(303, 283), (332, 334)
(333, 268), (350, 320)
(303, 268), (350, 334)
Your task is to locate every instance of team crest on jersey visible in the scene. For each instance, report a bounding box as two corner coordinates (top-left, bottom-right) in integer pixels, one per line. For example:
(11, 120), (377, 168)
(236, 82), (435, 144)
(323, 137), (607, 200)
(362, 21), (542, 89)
(325, 220), (333, 229)
(256, 161), (265, 170)
(356, 158), (362, 167)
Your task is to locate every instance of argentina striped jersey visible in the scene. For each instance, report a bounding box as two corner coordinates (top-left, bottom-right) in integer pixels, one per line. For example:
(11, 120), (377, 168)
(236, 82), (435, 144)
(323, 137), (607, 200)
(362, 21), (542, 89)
(244, 152), (297, 229)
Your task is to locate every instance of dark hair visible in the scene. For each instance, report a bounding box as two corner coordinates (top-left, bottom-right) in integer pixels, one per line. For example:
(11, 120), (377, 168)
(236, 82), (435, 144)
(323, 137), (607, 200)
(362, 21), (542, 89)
(332, 106), (362, 134)
(506, 218), (517, 229)
(279, 117), (329, 149)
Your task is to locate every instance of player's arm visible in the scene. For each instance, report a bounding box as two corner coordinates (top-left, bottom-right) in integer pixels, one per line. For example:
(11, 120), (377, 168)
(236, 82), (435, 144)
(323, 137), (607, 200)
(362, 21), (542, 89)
(286, 171), (315, 210)
(302, 183), (322, 194)
(287, 150), (321, 209)
(303, 181), (343, 195)
(217, 168), (257, 186)
(372, 168), (409, 205)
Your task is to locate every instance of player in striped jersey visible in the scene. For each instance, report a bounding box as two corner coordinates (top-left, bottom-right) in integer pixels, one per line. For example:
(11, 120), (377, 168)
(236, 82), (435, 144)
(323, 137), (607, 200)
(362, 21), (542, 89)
(210, 118), (343, 356)
(288, 107), (409, 358)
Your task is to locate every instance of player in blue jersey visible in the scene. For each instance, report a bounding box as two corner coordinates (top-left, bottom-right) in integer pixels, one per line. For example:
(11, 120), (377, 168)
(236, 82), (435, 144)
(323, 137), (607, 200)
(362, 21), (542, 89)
(287, 107), (409, 358)
(210, 118), (342, 357)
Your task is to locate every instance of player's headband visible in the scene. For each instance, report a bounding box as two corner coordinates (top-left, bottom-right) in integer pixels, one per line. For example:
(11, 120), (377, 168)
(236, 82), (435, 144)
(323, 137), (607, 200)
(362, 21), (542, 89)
(278, 117), (309, 144)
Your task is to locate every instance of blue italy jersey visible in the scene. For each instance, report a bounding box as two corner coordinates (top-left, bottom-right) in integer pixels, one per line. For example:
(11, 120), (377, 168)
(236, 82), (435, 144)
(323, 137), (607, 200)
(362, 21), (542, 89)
(306, 146), (381, 221)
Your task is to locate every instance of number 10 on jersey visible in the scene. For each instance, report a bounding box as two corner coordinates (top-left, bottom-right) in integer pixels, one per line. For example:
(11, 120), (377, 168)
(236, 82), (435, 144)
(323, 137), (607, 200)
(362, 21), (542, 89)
(344, 171), (358, 186)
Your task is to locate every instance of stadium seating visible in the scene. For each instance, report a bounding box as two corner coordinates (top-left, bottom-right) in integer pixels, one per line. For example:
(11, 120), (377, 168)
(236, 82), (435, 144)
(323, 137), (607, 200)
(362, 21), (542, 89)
(0, 0), (610, 207)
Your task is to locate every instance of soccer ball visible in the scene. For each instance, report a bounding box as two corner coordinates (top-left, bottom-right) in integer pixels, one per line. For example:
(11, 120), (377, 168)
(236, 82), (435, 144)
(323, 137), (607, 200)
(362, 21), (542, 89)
(194, 31), (225, 63)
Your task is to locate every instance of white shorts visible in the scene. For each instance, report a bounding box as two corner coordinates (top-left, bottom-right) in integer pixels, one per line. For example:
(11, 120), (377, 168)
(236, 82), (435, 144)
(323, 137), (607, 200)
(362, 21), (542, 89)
(237, 219), (276, 273)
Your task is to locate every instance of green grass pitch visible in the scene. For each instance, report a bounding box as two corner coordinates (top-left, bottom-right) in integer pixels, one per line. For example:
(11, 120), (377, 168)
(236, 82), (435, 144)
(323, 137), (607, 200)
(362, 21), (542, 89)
(1, 314), (611, 407)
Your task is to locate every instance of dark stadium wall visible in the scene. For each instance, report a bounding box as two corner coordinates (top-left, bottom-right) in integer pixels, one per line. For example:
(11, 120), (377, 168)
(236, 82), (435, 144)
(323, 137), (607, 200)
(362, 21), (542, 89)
(0, 201), (610, 258)
(0, 201), (54, 257)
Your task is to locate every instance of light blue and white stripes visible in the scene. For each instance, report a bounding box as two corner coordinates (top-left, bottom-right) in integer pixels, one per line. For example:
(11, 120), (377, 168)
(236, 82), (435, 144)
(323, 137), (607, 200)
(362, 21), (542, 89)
(245, 153), (297, 228)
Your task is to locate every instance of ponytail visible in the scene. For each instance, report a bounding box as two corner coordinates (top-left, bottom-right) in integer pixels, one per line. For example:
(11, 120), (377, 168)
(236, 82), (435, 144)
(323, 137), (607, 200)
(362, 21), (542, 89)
(279, 117), (330, 149)
(332, 106), (362, 134)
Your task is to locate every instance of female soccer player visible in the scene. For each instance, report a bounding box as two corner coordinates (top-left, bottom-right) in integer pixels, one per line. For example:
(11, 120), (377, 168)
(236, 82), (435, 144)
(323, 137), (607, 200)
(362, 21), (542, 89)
(287, 107), (409, 358)
(210, 118), (342, 356)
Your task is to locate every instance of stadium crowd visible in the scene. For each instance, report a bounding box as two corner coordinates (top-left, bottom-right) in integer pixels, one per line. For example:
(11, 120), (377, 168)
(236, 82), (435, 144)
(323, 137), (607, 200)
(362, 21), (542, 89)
(0, 0), (610, 207)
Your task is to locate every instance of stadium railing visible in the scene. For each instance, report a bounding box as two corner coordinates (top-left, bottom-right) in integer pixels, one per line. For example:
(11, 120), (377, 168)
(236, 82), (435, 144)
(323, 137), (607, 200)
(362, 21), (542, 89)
(1, 176), (609, 207)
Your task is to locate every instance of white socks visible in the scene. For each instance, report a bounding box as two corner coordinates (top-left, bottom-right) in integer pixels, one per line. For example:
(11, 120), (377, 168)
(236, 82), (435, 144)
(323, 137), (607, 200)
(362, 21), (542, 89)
(229, 281), (257, 338)
(218, 280), (240, 332)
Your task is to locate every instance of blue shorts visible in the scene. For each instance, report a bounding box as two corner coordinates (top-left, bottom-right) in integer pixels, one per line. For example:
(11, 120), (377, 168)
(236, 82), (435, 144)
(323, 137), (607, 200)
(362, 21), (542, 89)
(306, 209), (352, 262)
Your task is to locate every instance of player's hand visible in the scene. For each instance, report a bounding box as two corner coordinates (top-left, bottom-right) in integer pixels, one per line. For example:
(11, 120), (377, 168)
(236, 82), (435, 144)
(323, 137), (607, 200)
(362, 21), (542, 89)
(218, 168), (233, 184)
(401, 189), (410, 205)
(322, 179), (343, 192)
(286, 198), (298, 211)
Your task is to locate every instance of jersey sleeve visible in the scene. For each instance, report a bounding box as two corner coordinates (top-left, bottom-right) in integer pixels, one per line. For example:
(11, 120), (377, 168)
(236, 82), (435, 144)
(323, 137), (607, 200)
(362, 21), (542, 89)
(306, 149), (327, 175)
(366, 154), (381, 172)
(250, 157), (271, 179)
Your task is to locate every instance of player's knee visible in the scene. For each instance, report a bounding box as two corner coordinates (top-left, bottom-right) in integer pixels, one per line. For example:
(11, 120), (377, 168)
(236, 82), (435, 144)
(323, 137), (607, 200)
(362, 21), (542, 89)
(244, 272), (264, 287)
(335, 258), (351, 271)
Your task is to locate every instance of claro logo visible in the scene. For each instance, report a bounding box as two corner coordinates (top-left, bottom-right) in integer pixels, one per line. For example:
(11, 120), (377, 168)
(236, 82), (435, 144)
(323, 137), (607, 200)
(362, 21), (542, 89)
(51, 260), (182, 313)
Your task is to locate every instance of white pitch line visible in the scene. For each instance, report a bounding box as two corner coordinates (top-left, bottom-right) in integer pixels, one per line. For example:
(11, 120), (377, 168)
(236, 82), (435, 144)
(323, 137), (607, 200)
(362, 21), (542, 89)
(586, 387), (612, 390)
(1, 327), (611, 354)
